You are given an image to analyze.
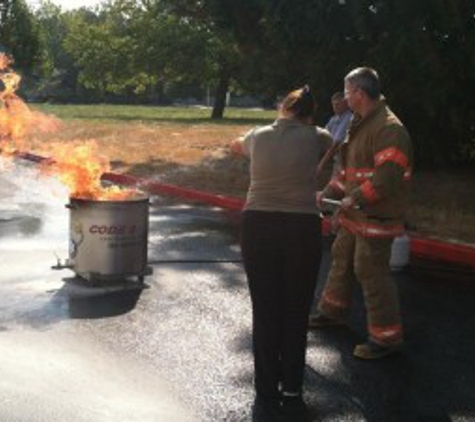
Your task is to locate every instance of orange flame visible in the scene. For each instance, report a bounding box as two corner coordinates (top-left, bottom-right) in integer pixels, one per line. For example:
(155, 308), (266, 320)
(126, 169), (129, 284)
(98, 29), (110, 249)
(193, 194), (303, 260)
(1, 54), (27, 150)
(0, 53), (138, 201)
(0, 53), (60, 152)
(44, 141), (135, 200)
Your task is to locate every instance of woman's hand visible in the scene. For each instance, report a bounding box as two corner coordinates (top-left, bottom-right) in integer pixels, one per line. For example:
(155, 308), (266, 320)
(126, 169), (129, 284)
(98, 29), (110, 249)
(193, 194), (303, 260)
(230, 139), (244, 155)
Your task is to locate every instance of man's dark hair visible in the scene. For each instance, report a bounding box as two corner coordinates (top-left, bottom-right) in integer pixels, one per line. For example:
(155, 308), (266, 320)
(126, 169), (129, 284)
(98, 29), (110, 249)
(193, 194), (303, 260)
(345, 67), (380, 100)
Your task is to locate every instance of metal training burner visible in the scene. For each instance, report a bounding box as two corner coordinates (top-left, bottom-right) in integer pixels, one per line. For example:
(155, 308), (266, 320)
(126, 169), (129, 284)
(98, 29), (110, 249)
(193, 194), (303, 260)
(53, 193), (152, 284)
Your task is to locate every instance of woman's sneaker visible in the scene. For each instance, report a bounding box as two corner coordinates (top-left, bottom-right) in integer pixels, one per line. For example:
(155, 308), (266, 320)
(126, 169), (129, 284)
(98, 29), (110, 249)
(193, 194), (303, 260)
(251, 396), (282, 422)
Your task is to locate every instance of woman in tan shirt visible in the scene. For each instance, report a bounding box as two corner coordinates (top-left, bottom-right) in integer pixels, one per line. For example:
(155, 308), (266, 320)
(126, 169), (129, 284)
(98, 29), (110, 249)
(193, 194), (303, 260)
(232, 86), (331, 422)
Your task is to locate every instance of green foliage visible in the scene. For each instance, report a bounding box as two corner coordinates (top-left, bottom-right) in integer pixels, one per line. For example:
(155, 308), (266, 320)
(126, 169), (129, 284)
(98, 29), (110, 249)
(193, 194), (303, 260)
(34, 1), (73, 75)
(160, 0), (243, 118)
(232, 0), (475, 166)
(0, 0), (42, 72)
(59, 0), (223, 101)
(339, 0), (475, 165)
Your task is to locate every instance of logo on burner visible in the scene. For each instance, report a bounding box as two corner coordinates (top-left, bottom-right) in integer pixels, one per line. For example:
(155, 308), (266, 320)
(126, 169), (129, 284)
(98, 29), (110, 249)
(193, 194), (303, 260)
(89, 224), (137, 235)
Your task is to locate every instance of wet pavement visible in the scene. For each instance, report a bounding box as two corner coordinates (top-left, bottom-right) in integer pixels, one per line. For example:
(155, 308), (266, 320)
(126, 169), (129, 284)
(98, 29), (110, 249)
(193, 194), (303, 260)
(1, 159), (475, 422)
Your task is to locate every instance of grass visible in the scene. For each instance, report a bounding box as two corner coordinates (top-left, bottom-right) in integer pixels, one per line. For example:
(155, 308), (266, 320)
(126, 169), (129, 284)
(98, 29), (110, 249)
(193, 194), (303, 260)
(33, 103), (276, 125)
(20, 104), (475, 245)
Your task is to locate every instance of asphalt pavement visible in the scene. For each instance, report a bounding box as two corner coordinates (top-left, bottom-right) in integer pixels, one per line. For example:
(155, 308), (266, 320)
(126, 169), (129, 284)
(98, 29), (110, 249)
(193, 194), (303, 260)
(1, 159), (475, 422)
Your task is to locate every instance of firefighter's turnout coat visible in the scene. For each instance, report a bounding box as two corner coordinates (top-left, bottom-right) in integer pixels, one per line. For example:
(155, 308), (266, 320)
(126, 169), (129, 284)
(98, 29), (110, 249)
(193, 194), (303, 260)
(323, 98), (413, 237)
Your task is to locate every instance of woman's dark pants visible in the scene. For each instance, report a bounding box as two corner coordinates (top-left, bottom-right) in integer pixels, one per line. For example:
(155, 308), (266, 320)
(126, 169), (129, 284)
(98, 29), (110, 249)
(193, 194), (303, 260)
(240, 210), (322, 400)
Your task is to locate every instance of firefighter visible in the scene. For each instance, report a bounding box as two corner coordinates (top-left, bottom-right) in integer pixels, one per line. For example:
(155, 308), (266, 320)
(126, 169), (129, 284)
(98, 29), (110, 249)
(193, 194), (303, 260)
(309, 67), (413, 360)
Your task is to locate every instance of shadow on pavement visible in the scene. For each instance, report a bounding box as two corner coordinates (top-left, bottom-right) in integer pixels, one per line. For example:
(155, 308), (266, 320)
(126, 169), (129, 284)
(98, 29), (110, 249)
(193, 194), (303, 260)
(67, 290), (142, 319)
(60, 277), (145, 319)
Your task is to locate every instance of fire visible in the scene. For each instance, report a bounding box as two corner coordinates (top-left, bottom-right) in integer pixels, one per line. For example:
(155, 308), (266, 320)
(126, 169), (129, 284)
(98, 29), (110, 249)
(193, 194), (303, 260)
(0, 54), (20, 97)
(0, 53), (60, 152)
(0, 55), (27, 151)
(44, 140), (136, 200)
(0, 53), (138, 201)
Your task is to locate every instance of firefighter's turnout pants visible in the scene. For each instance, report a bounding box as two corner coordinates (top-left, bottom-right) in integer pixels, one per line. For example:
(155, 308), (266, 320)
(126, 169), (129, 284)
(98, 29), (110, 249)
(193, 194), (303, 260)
(318, 226), (403, 346)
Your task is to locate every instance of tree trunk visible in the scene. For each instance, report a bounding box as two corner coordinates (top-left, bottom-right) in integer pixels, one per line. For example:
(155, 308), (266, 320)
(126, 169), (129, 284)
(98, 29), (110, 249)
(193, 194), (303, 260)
(211, 67), (230, 120)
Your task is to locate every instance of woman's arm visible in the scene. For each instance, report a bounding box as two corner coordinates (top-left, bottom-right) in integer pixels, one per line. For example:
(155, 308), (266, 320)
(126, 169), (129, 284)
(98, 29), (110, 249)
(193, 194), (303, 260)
(316, 142), (339, 177)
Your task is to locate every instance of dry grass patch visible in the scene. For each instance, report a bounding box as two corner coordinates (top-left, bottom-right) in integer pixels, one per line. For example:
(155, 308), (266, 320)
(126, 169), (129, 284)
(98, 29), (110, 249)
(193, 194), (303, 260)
(28, 120), (244, 167)
(408, 169), (475, 244)
(26, 119), (252, 196)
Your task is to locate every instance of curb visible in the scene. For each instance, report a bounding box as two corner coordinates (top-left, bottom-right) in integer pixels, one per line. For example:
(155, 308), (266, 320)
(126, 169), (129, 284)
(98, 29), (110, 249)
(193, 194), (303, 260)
(409, 236), (475, 270)
(15, 151), (475, 271)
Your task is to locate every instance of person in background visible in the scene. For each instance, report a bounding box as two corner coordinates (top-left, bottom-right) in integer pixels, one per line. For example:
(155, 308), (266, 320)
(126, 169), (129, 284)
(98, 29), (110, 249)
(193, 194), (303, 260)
(309, 67), (413, 360)
(232, 86), (332, 422)
(316, 91), (353, 180)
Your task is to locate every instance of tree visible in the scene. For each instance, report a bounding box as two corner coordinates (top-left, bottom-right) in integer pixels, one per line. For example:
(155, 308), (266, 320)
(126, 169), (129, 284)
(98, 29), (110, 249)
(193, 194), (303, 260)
(33, 1), (85, 100)
(161, 0), (247, 118)
(0, 0), (42, 73)
(335, 0), (475, 165)
(233, 0), (475, 165)
(62, 0), (217, 103)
